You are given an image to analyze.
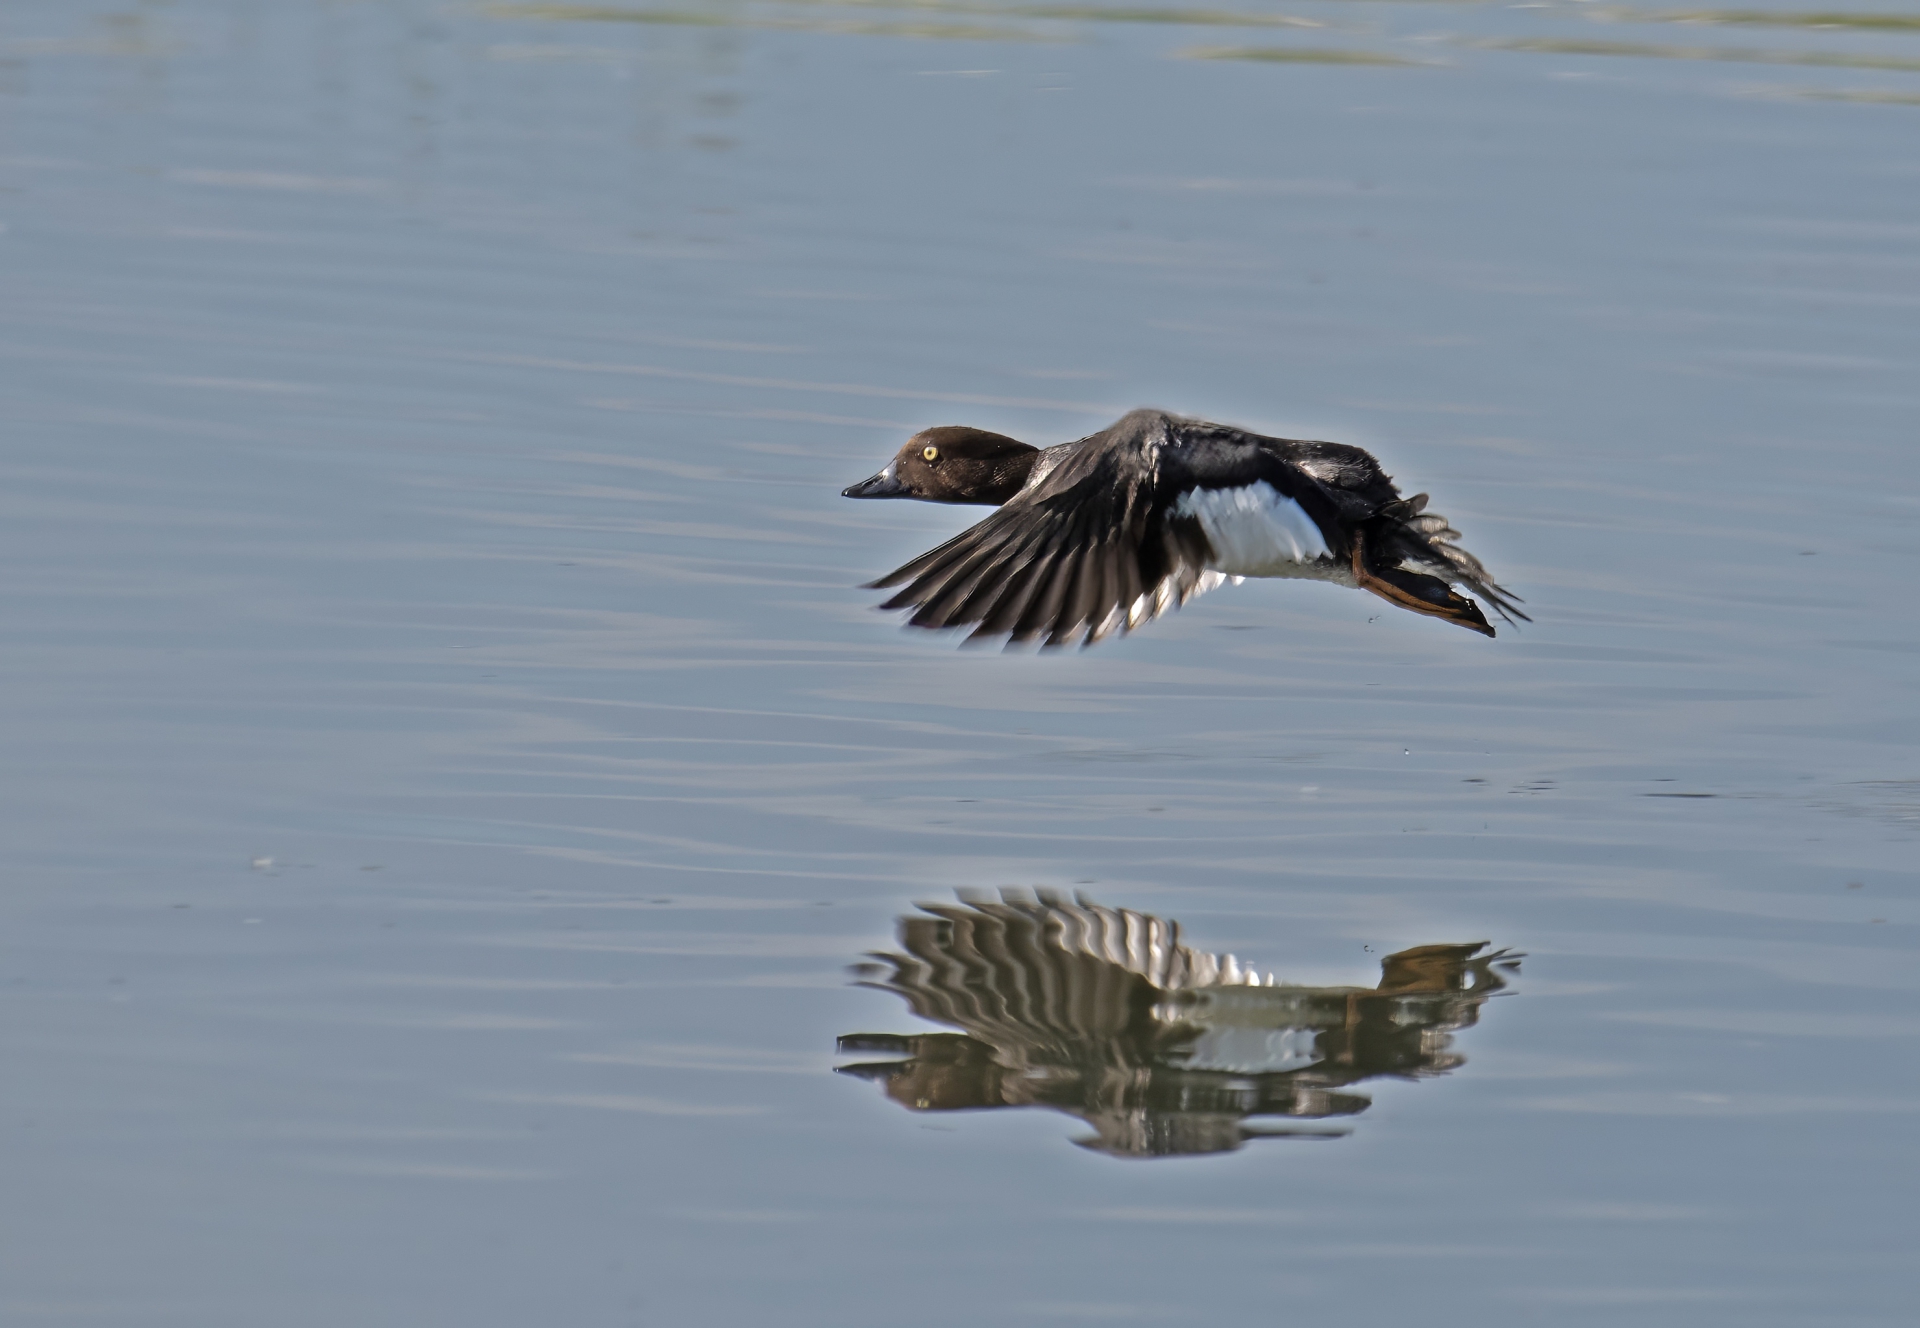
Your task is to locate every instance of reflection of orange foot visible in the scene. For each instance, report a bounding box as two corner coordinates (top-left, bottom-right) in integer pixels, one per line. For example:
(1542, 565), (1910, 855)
(1351, 531), (1495, 638)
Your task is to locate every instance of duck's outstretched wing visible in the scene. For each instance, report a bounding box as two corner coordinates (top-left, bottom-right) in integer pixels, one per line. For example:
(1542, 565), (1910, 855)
(864, 429), (1211, 648)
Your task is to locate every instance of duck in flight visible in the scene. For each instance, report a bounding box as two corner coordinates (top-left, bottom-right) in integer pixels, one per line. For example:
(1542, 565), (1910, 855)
(841, 408), (1525, 647)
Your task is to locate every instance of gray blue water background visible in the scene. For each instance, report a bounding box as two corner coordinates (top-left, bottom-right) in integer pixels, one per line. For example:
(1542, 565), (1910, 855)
(3, 1), (1918, 1323)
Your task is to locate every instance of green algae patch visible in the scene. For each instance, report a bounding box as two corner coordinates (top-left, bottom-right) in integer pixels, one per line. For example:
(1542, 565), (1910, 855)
(481, 3), (1055, 40)
(1183, 43), (1426, 65)
(1484, 36), (1920, 71)
(1622, 9), (1920, 30)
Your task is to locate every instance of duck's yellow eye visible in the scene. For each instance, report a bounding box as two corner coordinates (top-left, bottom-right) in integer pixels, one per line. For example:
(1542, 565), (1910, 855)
(922, 445), (939, 462)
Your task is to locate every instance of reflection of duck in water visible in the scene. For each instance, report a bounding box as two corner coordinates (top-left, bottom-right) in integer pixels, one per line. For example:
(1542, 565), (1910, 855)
(836, 890), (1519, 1158)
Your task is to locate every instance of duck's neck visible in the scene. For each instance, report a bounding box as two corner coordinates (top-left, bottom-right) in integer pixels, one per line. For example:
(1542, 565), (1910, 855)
(970, 447), (1040, 505)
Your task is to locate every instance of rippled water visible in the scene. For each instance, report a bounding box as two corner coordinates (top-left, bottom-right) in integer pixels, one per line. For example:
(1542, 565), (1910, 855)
(3, 1), (1918, 1323)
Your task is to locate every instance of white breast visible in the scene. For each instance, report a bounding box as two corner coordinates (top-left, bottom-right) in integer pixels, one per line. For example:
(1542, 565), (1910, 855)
(1172, 481), (1331, 577)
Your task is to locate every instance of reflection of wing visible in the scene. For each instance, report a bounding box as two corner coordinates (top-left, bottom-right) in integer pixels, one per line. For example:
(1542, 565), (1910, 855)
(839, 891), (1519, 1158)
(851, 889), (1271, 1052)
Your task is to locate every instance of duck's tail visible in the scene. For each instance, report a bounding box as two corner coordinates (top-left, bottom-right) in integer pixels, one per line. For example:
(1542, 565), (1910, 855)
(1354, 496), (1529, 638)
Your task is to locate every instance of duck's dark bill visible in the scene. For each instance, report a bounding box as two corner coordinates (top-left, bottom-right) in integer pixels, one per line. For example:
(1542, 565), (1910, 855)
(842, 468), (910, 499)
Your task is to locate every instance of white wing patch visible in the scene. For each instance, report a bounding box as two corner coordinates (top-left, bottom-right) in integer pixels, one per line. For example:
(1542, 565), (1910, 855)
(1094, 569), (1233, 643)
(1173, 481), (1330, 576)
(1085, 483), (1335, 644)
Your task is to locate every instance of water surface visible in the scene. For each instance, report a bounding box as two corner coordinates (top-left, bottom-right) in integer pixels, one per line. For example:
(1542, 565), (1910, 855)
(2, 1), (1917, 1324)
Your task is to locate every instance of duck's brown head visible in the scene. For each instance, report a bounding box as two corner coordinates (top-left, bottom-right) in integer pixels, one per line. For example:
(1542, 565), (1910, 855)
(841, 427), (1040, 506)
